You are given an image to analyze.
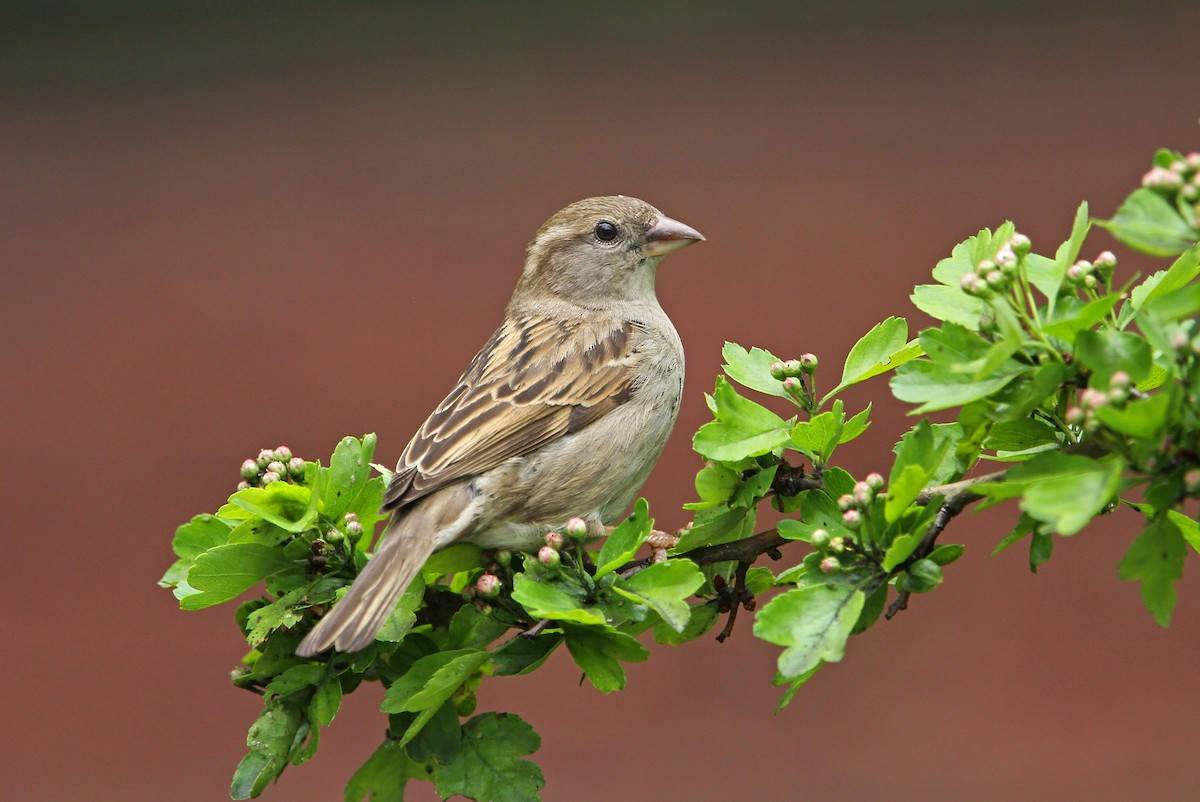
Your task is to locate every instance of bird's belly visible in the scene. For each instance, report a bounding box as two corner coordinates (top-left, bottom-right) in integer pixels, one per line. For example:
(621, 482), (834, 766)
(465, 385), (681, 551)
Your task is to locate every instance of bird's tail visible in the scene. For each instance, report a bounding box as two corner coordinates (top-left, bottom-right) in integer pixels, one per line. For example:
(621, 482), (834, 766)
(297, 509), (438, 656)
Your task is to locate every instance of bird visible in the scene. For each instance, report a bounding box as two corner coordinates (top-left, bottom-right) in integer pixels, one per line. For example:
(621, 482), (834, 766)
(297, 195), (704, 656)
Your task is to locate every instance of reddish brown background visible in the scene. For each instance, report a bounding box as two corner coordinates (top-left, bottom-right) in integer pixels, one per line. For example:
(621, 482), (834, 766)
(4, 2), (1200, 800)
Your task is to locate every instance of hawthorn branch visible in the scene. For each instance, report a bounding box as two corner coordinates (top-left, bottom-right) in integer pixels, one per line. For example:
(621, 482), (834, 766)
(886, 469), (1006, 618)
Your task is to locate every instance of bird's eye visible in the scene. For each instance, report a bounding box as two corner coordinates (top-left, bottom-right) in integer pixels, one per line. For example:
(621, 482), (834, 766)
(594, 221), (619, 242)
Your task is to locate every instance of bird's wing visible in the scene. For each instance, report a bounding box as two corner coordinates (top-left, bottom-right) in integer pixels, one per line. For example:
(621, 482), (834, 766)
(382, 315), (639, 511)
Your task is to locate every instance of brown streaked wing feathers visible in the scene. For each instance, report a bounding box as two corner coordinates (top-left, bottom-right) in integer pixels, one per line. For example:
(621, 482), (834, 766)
(382, 316), (637, 511)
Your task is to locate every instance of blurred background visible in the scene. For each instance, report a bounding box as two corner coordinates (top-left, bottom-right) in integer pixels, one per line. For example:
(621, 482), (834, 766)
(4, 1), (1199, 799)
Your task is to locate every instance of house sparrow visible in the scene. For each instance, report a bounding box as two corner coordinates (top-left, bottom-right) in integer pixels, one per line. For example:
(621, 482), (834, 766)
(297, 196), (704, 656)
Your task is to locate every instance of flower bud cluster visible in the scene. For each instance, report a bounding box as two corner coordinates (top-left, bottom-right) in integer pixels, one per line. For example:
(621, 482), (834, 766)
(770, 355), (818, 381)
(960, 236), (1027, 298)
(1143, 155), (1200, 213)
(238, 446), (306, 490)
(1065, 250), (1117, 291)
(1067, 371), (1133, 433)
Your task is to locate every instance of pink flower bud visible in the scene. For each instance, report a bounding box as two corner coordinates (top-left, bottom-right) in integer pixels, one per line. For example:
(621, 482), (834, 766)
(261, 471), (281, 484)
(267, 460), (286, 476)
(1066, 265), (1083, 283)
(345, 520), (363, 540)
(476, 573), (502, 599)
(287, 456), (306, 477)
(240, 459), (260, 479)
(782, 376), (803, 394)
(1010, 233), (1031, 255)
(236, 480), (251, 491)
(865, 472), (885, 491)
(256, 449), (275, 468)
(842, 509), (862, 529)
(810, 528), (831, 549)
(544, 531), (564, 551)
(995, 248), (1017, 269)
(1171, 331), (1189, 350)
(1109, 371), (1131, 390)
(986, 270), (1006, 288)
(537, 546), (561, 568)
(783, 359), (804, 376)
(1186, 152), (1200, 169)
(273, 446), (293, 462)
(1094, 251), (1117, 269)
(1184, 469), (1200, 493)
(1064, 406), (1085, 426)
(837, 494), (856, 511)
(565, 517), (588, 539)
(1083, 275), (1098, 289)
(819, 556), (841, 574)
(769, 360), (788, 380)
(799, 353), (818, 373)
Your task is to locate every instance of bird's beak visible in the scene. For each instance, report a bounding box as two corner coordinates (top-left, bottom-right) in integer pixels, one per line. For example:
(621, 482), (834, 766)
(642, 215), (705, 257)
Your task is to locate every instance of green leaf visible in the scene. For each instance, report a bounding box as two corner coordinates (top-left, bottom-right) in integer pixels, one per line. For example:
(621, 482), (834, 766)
(1097, 188), (1198, 256)
(380, 649), (490, 746)
(375, 574), (426, 643)
(881, 534), (919, 572)
(691, 463), (740, 508)
(1145, 282), (1200, 322)
(992, 513), (1035, 557)
(839, 404), (872, 444)
(753, 584), (865, 680)
(1094, 392), (1171, 439)
(826, 317), (919, 398)
(1161, 510), (1200, 554)
(773, 663), (822, 712)
(160, 514), (231, 587)
(891, 324), (1025, 413)
(1118, 516), (1187, 627)
(321, 434), (377, 521)
(432, 713), (545, 802)
(182, 544), (295, 610)
(1043, 294), (1122, 342)
(910, 284), (987, 329)
(448, 603), (509, 650)
(974, 453), (1123, 536)
(230, 483), (317, 534)
(421, 543), (484, 577)
(1130, 244), (1200, 313)
(885, 420), (952, 522)
(563, 626), (650, 693)
(789, 402), (844, 463)
(310, 680), (342, 728)
(510, 575), (606, 625)
(693, 377), (792, 461)
(670, 505), (751, 552)
(266, 664), (324, 696)
(343, 741), (419, 802)
(983, 417), (1061, 459)
(1030, 528), (1053, 572)
(406, 701), (461, 766)
(1074, 330), (1153, 384)
(653, 601), (719, 645)
(612, 560), (705, 633)
(171, 514), (230, 559)
(721, 341), (787, 397)
(596, 498), (652, 579)
(492, 633), (563, 676)
(233, 701), (305, 798)
(928, 544), (965, 565)
(245, 587), (308, 646)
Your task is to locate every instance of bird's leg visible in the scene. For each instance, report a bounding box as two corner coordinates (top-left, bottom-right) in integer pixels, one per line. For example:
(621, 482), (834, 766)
(603, 525), (680, 564)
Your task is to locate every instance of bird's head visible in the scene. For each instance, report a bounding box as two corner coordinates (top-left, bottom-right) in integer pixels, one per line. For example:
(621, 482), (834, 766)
(514, 195), (704, 309)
